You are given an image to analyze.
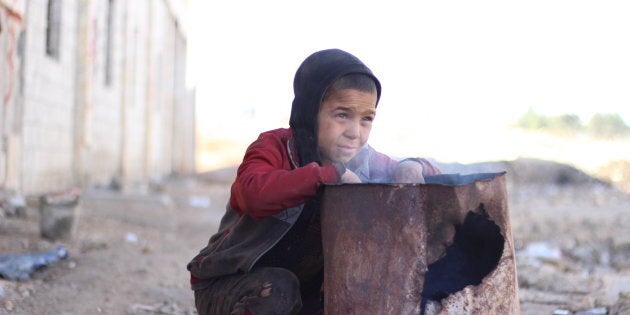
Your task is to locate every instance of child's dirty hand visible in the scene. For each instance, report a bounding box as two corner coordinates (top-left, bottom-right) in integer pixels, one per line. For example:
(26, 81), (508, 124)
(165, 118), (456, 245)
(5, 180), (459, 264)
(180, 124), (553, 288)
(394, 160), (425, 183)
(341, 169), (362, 183)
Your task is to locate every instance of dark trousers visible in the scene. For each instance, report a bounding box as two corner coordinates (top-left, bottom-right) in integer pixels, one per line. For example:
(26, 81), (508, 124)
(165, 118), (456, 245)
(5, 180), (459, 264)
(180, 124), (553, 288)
(194, 267), (323, 315)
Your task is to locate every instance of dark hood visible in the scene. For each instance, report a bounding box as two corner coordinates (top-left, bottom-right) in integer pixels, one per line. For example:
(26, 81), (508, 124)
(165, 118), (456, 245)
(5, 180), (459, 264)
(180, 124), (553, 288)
(289, 49), (381, 166)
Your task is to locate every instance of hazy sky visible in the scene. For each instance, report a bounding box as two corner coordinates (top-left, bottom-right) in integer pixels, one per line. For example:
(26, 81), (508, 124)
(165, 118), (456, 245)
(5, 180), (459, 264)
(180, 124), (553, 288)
(187, 1), (630, 155)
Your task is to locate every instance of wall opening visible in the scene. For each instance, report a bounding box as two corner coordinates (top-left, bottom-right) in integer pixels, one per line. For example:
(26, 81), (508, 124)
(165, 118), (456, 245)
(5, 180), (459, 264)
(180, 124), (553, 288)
(104, 0), (114, 86)
(46, 0), (62, 59)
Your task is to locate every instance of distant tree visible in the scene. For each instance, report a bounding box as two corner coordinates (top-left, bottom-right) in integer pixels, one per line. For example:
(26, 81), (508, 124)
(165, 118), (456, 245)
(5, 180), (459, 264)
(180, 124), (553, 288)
(516, 108), (549, 130)
(587, 113), (629, 138)
(549, 114), (583, 134)
(516, 109), (628, 139)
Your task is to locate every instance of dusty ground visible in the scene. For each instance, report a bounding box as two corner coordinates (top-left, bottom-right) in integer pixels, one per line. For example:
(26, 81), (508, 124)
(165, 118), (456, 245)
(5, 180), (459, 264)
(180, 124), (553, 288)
(1, 159), (629, 315)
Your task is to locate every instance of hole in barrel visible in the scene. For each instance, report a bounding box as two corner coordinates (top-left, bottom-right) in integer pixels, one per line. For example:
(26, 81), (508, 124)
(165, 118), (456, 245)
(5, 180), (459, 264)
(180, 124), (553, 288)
(420, 203), (504, 311)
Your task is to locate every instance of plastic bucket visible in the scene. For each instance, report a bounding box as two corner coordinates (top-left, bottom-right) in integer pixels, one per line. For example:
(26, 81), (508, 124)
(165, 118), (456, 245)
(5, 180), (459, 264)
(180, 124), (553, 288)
(39, 190), (81, 240)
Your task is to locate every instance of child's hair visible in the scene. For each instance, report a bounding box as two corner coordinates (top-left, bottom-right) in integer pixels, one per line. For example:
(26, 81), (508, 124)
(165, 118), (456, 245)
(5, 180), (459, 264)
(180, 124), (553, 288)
(322, 74), (379, 102)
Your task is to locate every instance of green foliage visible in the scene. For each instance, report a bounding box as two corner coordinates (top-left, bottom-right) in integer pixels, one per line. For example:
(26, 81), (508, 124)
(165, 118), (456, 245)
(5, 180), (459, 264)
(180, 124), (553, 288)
(588, 113), (630, 138)
(515, 109), (628, 138)
(516, 108), (550, 130)
(551, 114), (583, 133)
(516, 108), (582, 135)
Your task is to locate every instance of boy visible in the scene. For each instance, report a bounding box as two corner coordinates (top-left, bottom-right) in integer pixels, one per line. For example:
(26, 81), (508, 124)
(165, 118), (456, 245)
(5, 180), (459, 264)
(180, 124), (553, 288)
(187, 49), (441, 315)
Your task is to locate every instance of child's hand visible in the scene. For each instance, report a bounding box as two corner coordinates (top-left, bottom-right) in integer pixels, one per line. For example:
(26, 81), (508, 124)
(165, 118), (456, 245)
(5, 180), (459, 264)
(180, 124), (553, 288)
(393, 160), (425, 183)
(341, 169), (362, 183)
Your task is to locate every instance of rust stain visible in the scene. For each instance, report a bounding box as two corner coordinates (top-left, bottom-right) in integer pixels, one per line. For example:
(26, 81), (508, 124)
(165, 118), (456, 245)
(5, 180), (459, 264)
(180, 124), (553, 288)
(2, 6), (22, 106)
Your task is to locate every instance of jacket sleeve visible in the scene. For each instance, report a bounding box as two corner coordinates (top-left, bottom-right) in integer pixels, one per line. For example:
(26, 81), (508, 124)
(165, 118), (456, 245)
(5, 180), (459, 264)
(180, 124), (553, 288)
(230, 132), (339, 220)
(366, 147), (400, 181)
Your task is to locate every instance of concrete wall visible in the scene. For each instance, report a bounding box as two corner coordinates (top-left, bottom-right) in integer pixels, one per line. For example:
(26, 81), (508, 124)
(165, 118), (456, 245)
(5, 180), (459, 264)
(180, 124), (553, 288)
(147, 0), (174, 181)
(120, 0), (150, 185)
(21, 0), (78, 192)
(172, 33), (195, 175)
(86, 0), (123, 186)
(1, 0), (195, 194)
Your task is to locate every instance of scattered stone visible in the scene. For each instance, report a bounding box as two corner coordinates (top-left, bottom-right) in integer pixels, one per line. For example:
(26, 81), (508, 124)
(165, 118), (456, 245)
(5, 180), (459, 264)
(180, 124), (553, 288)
(109, 177), (123, 191)
(188, 196), (211, 208)
(130, 301), (195, 315)
(148, 179), (166, 194)
(4, 300), (14, 311)
(521, 241), (562, 261)
(9, 195), (26, 209)
(80, 240), (108, 253)
(568, 242), (612, 268)
(0, 191), (26, 217)
(141, 246), (153, 254)
(19, 287), (29, 298)
(519, 288), (575, 305)
(16, 205), (38, 218)
(596, 159), (630, 193)
(611, 237), (630, 270)
(125, 233), (139, 243)
(518, 264), (593, 293)
(610, 291), (630, 315)
(131, 303), (158, 312)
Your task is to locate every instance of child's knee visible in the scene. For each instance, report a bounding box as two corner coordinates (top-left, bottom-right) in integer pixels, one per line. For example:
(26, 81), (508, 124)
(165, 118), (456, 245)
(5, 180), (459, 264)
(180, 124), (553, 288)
(237, 268), (302, 314)
(259, 267), (301, 303)
(259, 267), (300, 292)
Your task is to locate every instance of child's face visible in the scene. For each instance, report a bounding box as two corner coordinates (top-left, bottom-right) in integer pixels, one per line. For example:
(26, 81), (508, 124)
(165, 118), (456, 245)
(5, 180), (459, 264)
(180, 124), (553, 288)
(317, 89), (377, 165)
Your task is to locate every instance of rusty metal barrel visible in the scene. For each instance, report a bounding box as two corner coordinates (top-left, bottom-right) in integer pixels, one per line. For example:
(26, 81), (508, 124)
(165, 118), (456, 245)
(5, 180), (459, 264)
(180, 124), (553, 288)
(320, 172), (519, 315)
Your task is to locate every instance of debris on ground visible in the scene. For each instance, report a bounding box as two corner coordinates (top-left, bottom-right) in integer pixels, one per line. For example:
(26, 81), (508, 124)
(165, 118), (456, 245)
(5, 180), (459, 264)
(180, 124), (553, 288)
(0, 245), (68, 281)
(0, 191), (27, 217)
(187, 196), (211, 208)
(129, 301), (196, 315)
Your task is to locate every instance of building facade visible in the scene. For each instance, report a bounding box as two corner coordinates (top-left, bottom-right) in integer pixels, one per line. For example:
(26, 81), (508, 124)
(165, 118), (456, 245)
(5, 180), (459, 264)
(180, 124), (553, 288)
(0, 0), (194, 194)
